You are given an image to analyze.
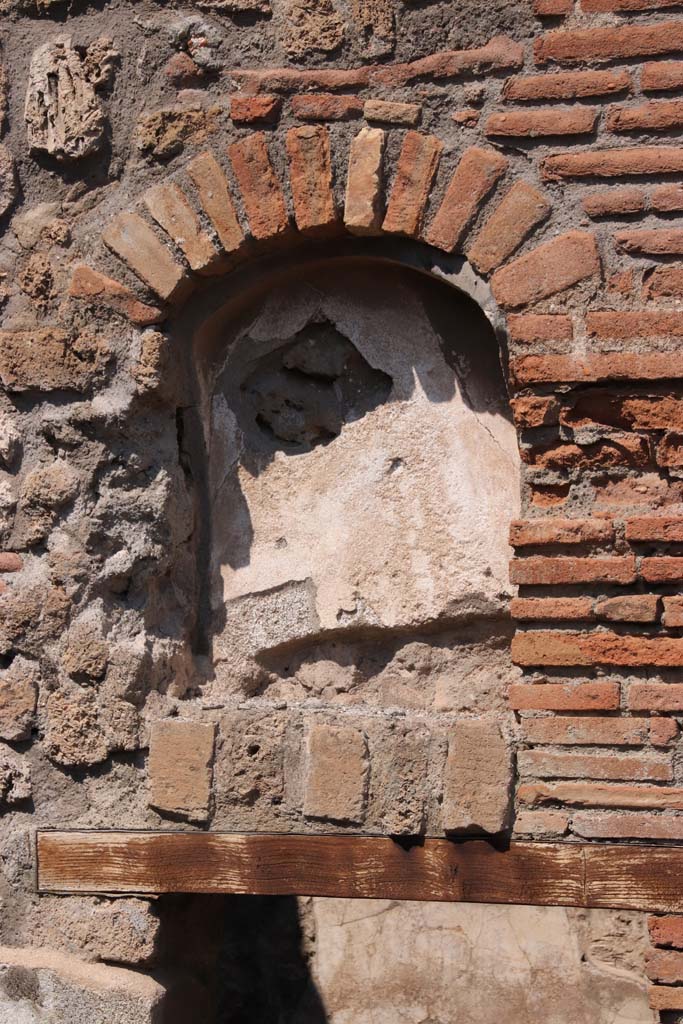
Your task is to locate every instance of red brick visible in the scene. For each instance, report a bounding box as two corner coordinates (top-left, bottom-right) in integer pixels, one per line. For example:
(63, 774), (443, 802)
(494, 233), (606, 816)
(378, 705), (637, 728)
(166, 52), (203, 87)
(102, 212), (187, 303)
(607, 269), (634, 295)
(651, 718), (679, 745)
(228, 67), (370, 94)
(515, 809), (570, 836)
(383, 131), (442, 237)
(543, 146), (683, 181)
(608, 97), (683, 133)
(647, 950), (683, 983)
(511, 395), (560, 428)
(657, 432), (683, 469)
(503, 69), (631, 102)
(519, 749), (672, 781)
(508, 681), (620, 711)
(535, 0), (573, 12)
(573, 812), (683, 841)
(520, 715), (650, 746)
(69, 265), (163, 326)
(228, 133), (289, 241)
(649, 916), (683, 949)
(364, 99), (421, 126)
(511, 597), (594, 621)
(519, 779), (683, 809)
(491, 231), (600, 309)
(424, 146), (507, 253)
(582, 188), (645, 218)
(583, 0), (683, 8)
(535, 22), (683, 65)
(642, 59), (683, 91)
(651, 986), (683, 1012)
(486, 106), (596, 137)
(0, 554), (22, 573)
(627, 515), (683, 541)
(467, 181), (550, 275)
(371, 36), (524, 88)
(526, 435), (649, 471)
(595, 594), (660, 623)
(630, 683), (683, 711)
(508, 313), (573, 344)
(593, 474), (683, 510)
(642, 557), (683, 583)
(291, 93), (363, 121)
(663, 596), (683, 626)
(230, 94), (282, 124)
(186, 151), (245, 255)
(144, 181), (219, 274)
(509, 518), (613, 546)
(644, 264), (683, 298)
(286, 125), (337, 233)
(513, 630), (683, 666)
(651, 183), (683, 212)
(344, 126), (385, 235)
(451, 108), (480, 126)
(588, 309), (683, 337)
(616, 228), (683, 255)
(510, 555), (636, 585)
(564, 392), (683, 431)
(511, 352), (683, 385)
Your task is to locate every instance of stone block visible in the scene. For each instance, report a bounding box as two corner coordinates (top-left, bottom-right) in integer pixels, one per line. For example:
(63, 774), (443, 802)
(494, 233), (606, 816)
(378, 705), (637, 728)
(0, 656), (38, 742)
(303, 722), (368, 824)
(148, 720), (215, 823)
(0, 330), (107, 393)
(442, 719), (512, 834)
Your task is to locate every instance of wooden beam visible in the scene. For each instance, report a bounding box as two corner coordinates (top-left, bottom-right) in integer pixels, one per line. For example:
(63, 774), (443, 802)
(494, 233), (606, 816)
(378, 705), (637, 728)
(36, 832), (683, 912)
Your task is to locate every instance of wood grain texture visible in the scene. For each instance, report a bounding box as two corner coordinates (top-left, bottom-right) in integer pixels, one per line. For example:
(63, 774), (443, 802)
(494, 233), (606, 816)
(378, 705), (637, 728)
(36, 832), (683, 911)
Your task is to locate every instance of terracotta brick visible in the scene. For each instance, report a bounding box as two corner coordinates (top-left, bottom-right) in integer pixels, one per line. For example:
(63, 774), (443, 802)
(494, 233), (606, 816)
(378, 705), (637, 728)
(511, 395), (560, 428)
(520, 715), (650, 746)
(229, 67), (370, 94)
(607, 269), (634, 295)
(508, 313), (574, 343)
(582, 188), (645, 218)
(608, 98), (683, 133)
(508, 681), (620, 711)
(424, 147), (507, 253)
(364, 99), (421, 126)
(504, 69), (631, 102)
(616, 228), (683, 255)
(642, 59), (683, 91)
(286, 125), (336, 233)
(344, 126), (385, 235)
(651, 718), (679, 746)
(594, 594), (660, 623)
(642, 557), (683, 583)
(663, 596), (683, 627)
(512, 630), (683, 667)
(510, 518), (613, 546)
(371, 36), (524, 88)
(657, 432), (683, 469)
(452, 108), (481, 126)
(144, 181), (219, 274)
(593, 474), (683, 510)
(626, 516), (683, 541)
(514, 809), (570, 836)
(103, 212), (187, 302)
(588, 310), (683, 338)
(519, 779), (683, 809)
(511, 352), (683, 385)
(644, 264), (683, 298)
(383, 131), (442, 237)
(442, 720), (512, 834)
(519, 749), (672, 781)
(228, 133), (289, 241)
(303, 722), (368, 824)
(651, 986), (683, 1012)
(491, 231), (600, 309)
(573, 812), (683, 841)
(527, 434), (649, 472)
(649, 916), (683, 948)
(651, 183), (683, 212)
(468, 181), (550, 275)
(148, 720), (215, 823)
(649, 950), (683, 985)
(69, 265), (163, 326)
(510, 556), (636, 585)
(535, 22), (683, 65)
(486, 107), (596, 137)
(631, 685), (683, 712)
(564, 392), (683, 431)
(534, 0), (573, 12)
(511, 597), (594, 620)
(583, 0), (683, 8)
(186, 151), (245, 254)
(230, 94), (282, 123)
(292, 93), (363, 121)
(543, 146), (683, 180)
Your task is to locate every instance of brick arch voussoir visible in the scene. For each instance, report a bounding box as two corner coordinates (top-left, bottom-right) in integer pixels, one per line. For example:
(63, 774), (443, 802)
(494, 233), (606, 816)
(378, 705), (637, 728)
(69, 123), (600, 335)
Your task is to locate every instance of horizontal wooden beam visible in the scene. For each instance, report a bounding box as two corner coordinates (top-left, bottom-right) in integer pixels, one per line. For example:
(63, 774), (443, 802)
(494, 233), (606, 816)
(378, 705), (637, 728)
(36, 832), (683, 912)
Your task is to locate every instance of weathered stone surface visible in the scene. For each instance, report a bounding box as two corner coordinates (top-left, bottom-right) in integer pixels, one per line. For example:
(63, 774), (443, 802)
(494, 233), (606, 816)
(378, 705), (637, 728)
(0, 743), (31, 805)
(0, 143), (16, 219)
(0, 583), (70, 658)
(61, 612), (108, 682)
(25, 37), (106, 160)
(344, 126), (385, 233)
(0, 412), (21, 469)
(0, 329), (107, 393)
(304, 722), (368, 824)
(136, 104), (216, 161)
(148, 720), (215, 822)
(0, 657), (38, 742)
(45, 687), (109, 767)
(69, 265), (163, 327)
(214, 711), (286, 822)
(442, 719), (512, 833)
(277, 0), (345, 58)
(35, 898), (160, 966)
(351, 0), (395, 56)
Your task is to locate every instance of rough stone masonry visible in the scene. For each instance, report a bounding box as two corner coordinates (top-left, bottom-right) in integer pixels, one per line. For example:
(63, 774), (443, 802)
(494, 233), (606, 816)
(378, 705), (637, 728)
(2, 0), (683, 1019)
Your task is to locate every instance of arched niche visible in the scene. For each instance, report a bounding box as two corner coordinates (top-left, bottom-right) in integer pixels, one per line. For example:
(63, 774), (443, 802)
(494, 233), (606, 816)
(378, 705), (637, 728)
(177, 240), (520, 704)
